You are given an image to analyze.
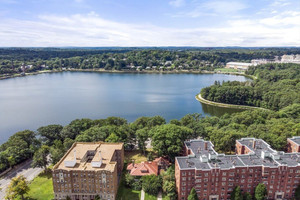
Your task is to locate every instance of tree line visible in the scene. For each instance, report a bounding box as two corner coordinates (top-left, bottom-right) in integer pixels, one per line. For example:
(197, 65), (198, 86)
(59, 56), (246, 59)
(0, 101), (299, 174)
(201, 63), (300, 110)
(1, 48), (300, 76)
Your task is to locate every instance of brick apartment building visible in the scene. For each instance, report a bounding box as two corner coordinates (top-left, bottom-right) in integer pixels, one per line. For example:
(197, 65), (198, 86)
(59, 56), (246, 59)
(175, 138), (300, 200)
(52, 142), (124, 200)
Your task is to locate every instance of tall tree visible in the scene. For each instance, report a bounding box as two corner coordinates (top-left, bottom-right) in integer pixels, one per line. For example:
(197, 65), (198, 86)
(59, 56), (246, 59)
(136, 128), (149, 154)
(231, 186), (242, 200)
(243, 192), (252, 200)
(150, 124), (193, 160)
(5, 175), (29, 200)
(31, 145), (49, 170)
(187, 188), (198, 200)
(255, 183), (267, 200)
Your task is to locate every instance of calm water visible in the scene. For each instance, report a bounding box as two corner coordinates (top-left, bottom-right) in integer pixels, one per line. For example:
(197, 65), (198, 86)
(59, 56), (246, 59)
(0, 72), (249, 144)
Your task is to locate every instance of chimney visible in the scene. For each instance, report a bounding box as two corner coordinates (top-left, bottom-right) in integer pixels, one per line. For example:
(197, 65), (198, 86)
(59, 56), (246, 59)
(132, 160), (135, 167)
(99, 151), (102, 162)
(73, 150), (76, 161)
(253, 140), (256, 149)
(204, 142), (208, 150)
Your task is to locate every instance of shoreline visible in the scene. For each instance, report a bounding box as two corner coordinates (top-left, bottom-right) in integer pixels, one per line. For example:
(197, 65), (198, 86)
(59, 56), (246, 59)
(0, 68), (254, 81)
(195, 93), (268, 110)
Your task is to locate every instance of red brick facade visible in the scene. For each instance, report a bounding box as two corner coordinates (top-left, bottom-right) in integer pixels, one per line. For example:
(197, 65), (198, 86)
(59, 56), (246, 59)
(175, 138), (300, 200)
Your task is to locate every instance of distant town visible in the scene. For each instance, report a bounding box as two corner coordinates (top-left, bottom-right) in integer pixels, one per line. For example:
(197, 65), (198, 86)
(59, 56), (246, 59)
(225, 54), (300, 71)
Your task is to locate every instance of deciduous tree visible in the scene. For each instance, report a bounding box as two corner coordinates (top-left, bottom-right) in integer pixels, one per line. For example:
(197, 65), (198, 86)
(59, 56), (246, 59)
(5, 175), (29, 200)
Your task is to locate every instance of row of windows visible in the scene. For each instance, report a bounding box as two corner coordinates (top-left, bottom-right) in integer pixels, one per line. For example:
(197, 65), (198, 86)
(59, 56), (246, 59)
(181, 169), (300, 177)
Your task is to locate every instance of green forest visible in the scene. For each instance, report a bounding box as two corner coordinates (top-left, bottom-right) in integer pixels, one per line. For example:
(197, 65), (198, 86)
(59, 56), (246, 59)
(1, 47), (300, 76)
(1, 102), (299, 173)
(201, 63), (300, 110)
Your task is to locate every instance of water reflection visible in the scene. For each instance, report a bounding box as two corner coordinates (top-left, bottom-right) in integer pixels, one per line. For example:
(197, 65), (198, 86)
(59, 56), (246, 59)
(200, 102), (244, 117)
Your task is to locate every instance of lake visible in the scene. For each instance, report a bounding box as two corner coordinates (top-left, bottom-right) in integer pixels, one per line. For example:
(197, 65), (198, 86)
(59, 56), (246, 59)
(0, 72), (250, 144)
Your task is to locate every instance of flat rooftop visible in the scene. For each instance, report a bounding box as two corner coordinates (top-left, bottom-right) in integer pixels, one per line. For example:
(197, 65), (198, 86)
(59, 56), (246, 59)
(237, 138), (276, 157)
(54, 142), (123, 172)
(176, 138), (300, 170)
(226, 62), (253, 66)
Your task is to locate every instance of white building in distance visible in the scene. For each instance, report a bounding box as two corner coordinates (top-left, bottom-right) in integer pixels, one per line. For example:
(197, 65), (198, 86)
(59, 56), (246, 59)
(225, 62), (255, 71)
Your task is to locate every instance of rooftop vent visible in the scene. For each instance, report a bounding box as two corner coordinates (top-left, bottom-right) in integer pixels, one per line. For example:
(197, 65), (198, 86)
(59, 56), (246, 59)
(92, 151), (103, 168)
(200, 155), (208, 163)
(209, 153), (216, 160)
(64, 150), (77, 168)
(271, 152), (281, 160)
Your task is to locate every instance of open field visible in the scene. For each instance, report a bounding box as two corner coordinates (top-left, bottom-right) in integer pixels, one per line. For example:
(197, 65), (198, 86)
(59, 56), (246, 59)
(124, 150), (157, 163)
(26, 170), (54, 200)
(124, 150), (148, 163)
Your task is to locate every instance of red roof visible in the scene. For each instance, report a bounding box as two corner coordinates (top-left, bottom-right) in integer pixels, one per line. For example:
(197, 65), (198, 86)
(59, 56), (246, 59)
(153, 157), (170, 166)
(127, 161), (158, 176)
(126, 157), (170, 176)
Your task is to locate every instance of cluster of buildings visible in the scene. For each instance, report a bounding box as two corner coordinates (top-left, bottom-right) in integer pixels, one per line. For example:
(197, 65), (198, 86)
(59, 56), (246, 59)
(175, 136), (300, 200)
(52, 136), (300, 200)
(225, 54), (300, 71)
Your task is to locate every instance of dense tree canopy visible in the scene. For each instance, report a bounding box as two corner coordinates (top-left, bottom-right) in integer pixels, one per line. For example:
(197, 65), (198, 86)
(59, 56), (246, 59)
(2, 48), (300, 76)
(0, 101), (299, 173)
(142, 175), (162, 196)
(150, 124), (193, 160)
(201, 63), (300, 111)
(37, 124), (63, 145)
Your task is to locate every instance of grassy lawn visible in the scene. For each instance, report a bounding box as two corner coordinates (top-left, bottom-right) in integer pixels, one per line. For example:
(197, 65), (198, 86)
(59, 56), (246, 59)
(26, 170), (54, 200)
(145, 193), (157, 200)
(144, 192), (169, 200)
(162, 194), (169, 200)
(214, 68), (240, 73)
(116, 171), (141, 200)
(124, 150), (149, 163)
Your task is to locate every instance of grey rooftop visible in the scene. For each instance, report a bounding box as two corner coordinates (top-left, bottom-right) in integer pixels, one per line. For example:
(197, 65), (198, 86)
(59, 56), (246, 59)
(176, 138), (300, 170)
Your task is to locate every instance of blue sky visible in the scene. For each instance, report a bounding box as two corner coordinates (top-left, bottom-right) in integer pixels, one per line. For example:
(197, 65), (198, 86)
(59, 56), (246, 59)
(0, 0), (299, 46)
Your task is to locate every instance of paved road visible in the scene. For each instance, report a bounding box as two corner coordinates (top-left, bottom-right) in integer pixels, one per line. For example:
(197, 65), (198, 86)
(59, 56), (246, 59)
(140, 189), (145, 200)
(157, 191), (162, 200)
(0, 159), (43, 199)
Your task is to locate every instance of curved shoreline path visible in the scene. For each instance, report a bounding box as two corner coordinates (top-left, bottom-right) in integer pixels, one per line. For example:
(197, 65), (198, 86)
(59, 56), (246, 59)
(195, 93), (269, 111)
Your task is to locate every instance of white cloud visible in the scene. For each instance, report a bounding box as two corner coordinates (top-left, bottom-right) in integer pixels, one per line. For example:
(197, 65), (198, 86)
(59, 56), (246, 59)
(260, 11), (300, 26)
(169, 0), (185, 8)
(171, 0), (248, 18)
(201, 0), (247, 14)
(0, 11), (299, 47)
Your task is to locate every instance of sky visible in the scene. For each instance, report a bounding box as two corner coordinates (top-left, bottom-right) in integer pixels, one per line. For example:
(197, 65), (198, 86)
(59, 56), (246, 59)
(0, 0), (299, 47)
